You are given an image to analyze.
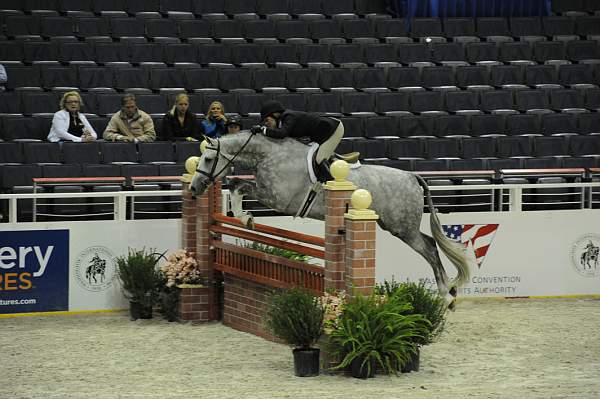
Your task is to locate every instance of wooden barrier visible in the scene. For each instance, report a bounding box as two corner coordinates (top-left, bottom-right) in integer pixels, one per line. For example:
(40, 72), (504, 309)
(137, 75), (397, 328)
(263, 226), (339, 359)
(181, 161), (379, 337)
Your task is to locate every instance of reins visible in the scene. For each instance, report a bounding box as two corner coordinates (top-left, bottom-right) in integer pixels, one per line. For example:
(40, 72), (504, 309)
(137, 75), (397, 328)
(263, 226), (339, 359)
(196, 132), (255, 183)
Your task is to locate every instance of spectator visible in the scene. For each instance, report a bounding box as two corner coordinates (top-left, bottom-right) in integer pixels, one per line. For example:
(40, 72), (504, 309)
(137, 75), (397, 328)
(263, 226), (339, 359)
(48, 91), (97, 142)
(225, 115), (243, 135)
(161, 93), (201, 142)
(103, 94), (156, 142)
(200, 101), (227, 138)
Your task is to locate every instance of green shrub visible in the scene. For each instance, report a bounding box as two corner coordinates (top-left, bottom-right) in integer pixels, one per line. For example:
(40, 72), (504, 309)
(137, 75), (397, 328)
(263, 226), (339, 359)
(328, 293), (429, 375)
(265, 288), (324, 349)
(117, 248), (162, 308)
(242, 241), (311, 262)
(376, 279), (447, 345)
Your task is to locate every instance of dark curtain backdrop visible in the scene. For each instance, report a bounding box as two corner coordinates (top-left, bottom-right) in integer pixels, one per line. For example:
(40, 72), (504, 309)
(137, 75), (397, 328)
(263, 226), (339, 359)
(404, 0), (552, 17)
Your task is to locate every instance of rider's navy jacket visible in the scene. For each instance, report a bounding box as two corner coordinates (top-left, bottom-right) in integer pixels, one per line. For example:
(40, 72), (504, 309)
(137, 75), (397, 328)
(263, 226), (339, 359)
(264, 110), (340, 145)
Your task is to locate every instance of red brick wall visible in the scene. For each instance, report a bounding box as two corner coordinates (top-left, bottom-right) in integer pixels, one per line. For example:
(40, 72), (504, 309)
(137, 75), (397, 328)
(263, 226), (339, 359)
(178, 286), (210, 322)
(344, 219), (377, 296)
(222, 275), (278, 342)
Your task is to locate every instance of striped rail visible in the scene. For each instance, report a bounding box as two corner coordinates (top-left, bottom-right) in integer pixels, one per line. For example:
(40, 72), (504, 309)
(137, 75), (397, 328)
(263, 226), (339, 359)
(209, 214), (325, 294)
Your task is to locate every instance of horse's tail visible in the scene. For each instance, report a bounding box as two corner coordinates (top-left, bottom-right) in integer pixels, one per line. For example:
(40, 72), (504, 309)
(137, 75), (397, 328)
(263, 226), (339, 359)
(415, 175), (470, 288)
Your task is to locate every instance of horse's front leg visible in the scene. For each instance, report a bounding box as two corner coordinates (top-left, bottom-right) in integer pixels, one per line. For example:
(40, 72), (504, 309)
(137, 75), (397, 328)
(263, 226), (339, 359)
(229, 178), (257, 229)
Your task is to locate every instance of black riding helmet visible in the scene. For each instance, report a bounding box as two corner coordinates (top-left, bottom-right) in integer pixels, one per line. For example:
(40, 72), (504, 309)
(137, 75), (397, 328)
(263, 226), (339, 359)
(260, 100), (285, 121)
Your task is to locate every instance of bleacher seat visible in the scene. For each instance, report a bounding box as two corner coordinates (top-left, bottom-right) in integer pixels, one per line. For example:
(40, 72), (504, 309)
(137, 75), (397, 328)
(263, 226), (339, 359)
(541, 113), (578, 136)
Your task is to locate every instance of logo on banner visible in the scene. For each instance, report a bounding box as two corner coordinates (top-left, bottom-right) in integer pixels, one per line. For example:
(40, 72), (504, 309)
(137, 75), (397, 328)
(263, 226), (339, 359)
(570, 234), (600, 277)
(74, 246), (117, 292)
(443, 224), (499, 268)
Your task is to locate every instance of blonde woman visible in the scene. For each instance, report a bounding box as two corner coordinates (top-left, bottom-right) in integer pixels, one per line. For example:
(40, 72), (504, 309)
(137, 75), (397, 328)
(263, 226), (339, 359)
(48, 91), (97, 142)
(200, 101), (227, 138)
(161, 93), (201, 141)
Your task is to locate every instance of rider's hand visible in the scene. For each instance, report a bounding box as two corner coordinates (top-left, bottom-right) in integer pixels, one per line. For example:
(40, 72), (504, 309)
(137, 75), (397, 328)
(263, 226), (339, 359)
(250, 125), (265, 135)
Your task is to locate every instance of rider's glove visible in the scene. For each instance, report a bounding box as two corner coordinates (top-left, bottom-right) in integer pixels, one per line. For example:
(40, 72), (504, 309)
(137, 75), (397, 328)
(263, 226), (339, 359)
(250, 125), (265, 135)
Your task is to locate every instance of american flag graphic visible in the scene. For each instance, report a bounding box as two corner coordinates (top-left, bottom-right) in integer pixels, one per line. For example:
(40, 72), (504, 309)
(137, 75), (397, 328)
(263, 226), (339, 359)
(443, 224), (499, 268)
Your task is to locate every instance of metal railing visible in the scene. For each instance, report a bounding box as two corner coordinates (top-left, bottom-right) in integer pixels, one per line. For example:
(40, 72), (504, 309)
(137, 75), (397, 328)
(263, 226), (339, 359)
(3, 181), (600, 224)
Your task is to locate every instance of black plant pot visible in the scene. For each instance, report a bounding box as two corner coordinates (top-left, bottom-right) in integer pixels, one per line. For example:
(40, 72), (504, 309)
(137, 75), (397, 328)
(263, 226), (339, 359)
(130, 301), (153, 320)
(293, 348), (320, 377)
(350, 357), (376, 379)
(401, 348), (420, 373)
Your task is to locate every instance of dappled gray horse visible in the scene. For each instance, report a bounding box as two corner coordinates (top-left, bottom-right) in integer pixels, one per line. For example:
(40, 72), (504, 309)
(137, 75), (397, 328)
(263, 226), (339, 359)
(190, 131), (470, 306)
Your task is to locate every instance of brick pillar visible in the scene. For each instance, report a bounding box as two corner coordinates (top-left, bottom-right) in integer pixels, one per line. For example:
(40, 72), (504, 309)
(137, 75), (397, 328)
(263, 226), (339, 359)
(179, 155), (221, 322)
(192, 181), (221, 322)
(323, 161), (356, 291)
(344, 189), (379, 297)
(178, 285), (209, 322)
(181, 182), (197, 256)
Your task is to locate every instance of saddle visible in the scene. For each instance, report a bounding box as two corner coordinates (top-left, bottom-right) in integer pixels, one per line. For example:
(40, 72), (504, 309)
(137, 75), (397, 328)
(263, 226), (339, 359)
(312, 151), (361, 184)
(296, 147), (360, 218)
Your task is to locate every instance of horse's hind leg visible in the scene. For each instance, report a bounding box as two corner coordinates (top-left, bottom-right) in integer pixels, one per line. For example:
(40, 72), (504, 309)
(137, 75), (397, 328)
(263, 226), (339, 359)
(401, 231), (455, 308)
(228, 178), (257, 228)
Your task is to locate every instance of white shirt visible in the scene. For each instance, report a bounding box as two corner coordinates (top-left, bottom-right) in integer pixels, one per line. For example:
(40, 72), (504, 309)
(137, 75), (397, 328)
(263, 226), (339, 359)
(47, 109), (97, 142)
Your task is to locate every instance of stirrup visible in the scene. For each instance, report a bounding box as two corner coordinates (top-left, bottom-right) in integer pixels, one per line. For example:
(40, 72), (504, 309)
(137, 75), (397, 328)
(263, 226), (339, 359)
(295, 182), (322, 219)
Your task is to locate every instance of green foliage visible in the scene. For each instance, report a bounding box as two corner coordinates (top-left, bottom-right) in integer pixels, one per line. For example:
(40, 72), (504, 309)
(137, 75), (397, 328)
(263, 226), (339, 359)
(116, 248), (163, 308)
(375, 279), (447, 345)
(327, 293), (429, 375)
(264, 288), (325, 349)
(241, 241), (311, 262)
(156, 273), (179, 321)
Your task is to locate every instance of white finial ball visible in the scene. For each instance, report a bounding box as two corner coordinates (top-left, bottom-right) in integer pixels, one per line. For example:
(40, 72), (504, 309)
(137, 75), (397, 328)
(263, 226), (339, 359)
(200, 140), (208, 153)
(185, 156), (200, 174)
(330, 160), (350, 181)
(351, 189), (372, 210)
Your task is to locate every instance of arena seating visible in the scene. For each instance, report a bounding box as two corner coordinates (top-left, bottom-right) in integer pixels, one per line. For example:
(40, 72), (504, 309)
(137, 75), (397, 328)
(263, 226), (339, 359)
(1, 0), (600, 195)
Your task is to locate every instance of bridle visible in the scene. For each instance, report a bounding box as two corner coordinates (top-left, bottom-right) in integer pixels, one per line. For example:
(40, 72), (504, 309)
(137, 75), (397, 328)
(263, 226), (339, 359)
(195, 133), (255, 183)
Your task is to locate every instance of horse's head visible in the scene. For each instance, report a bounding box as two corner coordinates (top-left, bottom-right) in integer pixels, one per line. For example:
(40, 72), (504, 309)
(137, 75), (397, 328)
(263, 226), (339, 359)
(190, 136), (232, 196)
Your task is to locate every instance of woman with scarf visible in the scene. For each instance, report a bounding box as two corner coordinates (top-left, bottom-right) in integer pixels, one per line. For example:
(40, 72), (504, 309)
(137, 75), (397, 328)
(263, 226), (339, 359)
(200, 101), (228, 138)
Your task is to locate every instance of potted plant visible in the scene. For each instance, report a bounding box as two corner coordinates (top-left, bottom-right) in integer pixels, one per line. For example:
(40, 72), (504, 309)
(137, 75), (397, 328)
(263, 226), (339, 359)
(376, 279), (447, 373)
(264, 288), (325, 377)
(116, 248), (162, 320)
(327, 292), (429, 378)
(159, 249), (205, 321)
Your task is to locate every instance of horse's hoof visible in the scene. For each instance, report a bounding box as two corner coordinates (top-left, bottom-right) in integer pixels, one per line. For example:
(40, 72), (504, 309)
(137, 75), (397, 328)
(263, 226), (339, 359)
(448, 299), (457, 312)
(240, 214), (254, 229)
(449, 286), (457, 297)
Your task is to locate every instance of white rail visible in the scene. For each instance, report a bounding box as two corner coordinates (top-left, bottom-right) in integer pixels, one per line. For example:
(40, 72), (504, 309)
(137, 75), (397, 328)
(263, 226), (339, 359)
(2, 182), (600, 225)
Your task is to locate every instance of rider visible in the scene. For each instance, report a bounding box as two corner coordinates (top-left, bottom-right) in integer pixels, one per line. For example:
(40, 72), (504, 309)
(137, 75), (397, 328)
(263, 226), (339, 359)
(250, 101), (345, 171)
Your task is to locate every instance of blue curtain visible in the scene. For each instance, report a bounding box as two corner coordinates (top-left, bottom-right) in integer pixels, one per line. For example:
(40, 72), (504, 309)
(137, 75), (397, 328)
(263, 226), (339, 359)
(405, 0), (552, 17)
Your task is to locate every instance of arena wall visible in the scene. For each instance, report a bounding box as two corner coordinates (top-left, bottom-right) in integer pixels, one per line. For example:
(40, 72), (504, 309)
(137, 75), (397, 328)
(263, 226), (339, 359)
(2, 208), (600, 315)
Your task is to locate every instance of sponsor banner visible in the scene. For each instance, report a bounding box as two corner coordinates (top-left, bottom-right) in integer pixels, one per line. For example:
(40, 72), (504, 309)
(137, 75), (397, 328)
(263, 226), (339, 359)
(5, 220), (181, 313)
(376, 210), (600, 297)
(0, 230), (69, 313)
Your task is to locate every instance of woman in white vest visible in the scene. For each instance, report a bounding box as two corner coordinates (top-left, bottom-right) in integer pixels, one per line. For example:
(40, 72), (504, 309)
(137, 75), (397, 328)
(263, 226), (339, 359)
(48, 91), (97, 142)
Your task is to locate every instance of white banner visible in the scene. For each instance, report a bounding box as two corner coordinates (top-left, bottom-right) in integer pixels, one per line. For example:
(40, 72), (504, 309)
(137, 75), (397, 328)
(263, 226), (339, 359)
(3, 208), (599, 315)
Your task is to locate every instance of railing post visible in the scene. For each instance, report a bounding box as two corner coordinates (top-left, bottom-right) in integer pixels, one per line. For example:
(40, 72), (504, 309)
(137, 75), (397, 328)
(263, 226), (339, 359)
(509, 187), (523, 212)
(344, 189), (379, 297)
(323, 161), (356, 292)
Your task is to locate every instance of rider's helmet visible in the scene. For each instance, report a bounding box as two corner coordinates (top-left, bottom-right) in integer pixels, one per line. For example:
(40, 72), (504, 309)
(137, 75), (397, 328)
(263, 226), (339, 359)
(260, 100), (285, 121)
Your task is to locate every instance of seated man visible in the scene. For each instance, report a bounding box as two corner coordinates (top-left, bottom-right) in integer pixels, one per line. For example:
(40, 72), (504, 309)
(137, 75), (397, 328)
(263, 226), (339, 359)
(103, 94), (156, 143)
(251, 101), (344, 172)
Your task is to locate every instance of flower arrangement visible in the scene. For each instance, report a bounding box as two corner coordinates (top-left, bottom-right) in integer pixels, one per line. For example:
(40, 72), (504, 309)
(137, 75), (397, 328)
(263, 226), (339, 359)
(160, 249), (203, 288)
(318, 289), (347, 335)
